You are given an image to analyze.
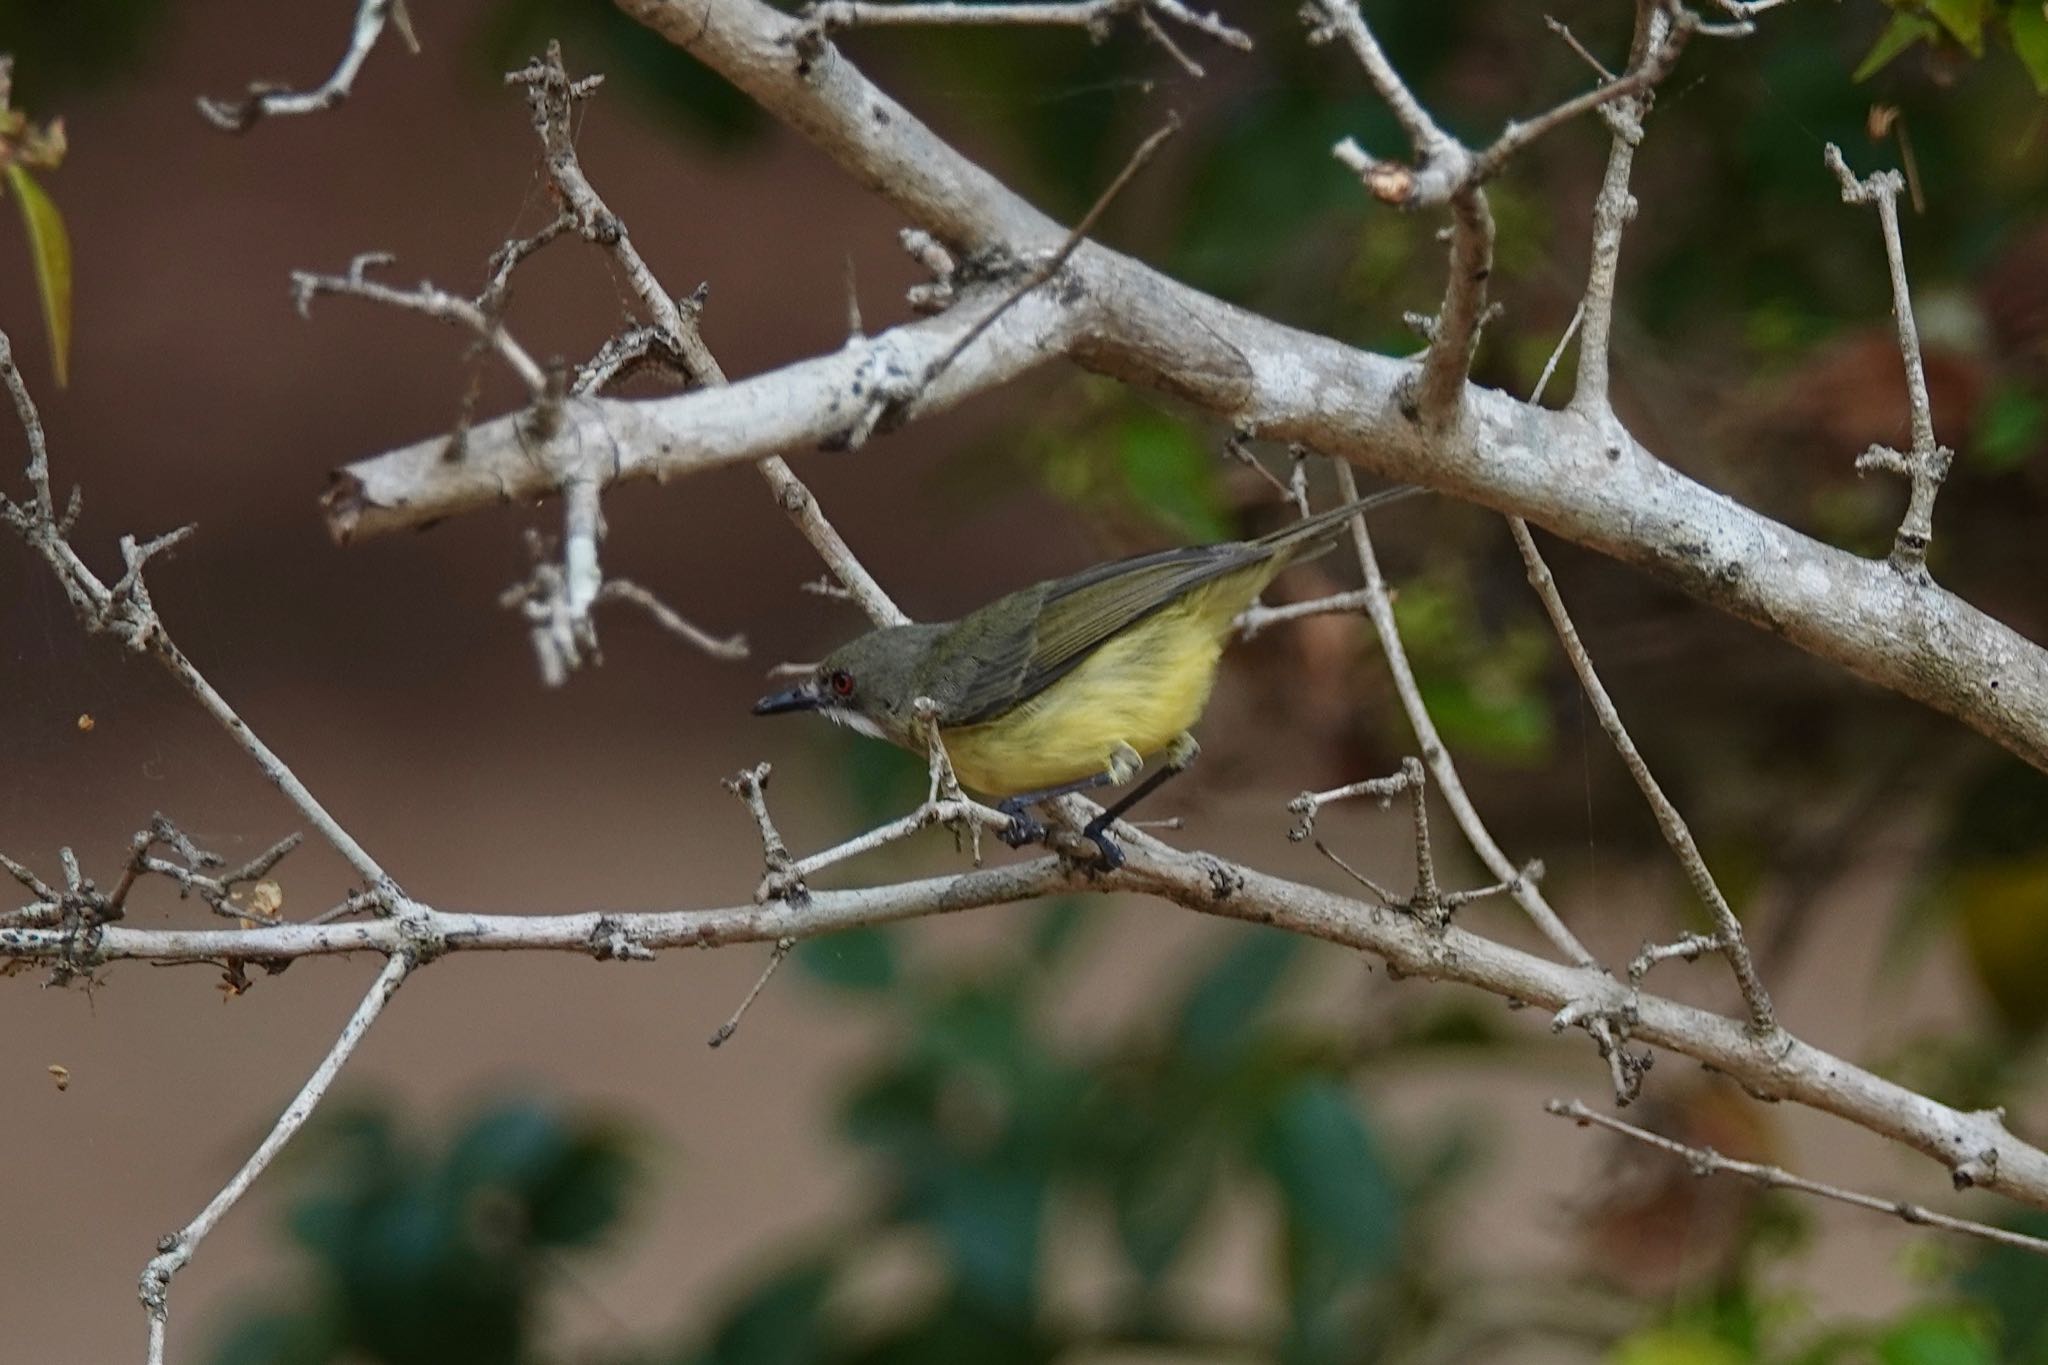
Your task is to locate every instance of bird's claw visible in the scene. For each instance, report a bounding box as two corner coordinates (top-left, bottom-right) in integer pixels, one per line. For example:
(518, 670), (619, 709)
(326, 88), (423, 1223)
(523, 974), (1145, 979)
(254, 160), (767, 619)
(998, 805), (1045, 849)
(1082, 823), (1126, 871)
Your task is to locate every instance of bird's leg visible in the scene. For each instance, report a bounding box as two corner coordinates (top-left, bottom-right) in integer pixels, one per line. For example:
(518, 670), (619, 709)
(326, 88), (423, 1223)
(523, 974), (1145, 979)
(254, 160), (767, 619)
(1083, 733), (1200, 871)
(995, 772), (1116, 848)
(994, 742), (1144, 849)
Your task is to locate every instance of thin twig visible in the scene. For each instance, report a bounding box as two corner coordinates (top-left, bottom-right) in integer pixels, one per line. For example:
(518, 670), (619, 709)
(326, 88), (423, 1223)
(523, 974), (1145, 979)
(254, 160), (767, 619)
(0, 331), (396, 894)
(1307, 0), (1485, 425)
(1508, 518), (1775, 1035)
(1328, 462), (1596, 968)
(798, 0), (1252, 58)
(292, 252), (548, 396)
(1571, 2), (1667, 417)
(1548, 1098), (2048, 1258)
(923, 114), (1179, 392)
(197, 0), (415, 132)
(140, 953), (414, 1364)
(508, 43), (905, 628)
(1290, 756), (1527, 929)
(1236, 587), (1374, 638)
(598, 579), (749, 659)
(1515, 296), (1774, 1033)
(725, 763), (803, 902)
(707, 937), (792, 1047)
(1824, 142), (1952, 578)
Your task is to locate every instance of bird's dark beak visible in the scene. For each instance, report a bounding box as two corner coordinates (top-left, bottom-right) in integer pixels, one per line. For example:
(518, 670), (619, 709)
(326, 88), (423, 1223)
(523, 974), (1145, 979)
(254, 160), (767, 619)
(753, 681), (822, 716)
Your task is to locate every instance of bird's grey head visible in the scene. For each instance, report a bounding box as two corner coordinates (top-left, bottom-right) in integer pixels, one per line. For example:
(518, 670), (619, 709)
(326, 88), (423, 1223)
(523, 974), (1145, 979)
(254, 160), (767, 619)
(751, 623), (943, 743)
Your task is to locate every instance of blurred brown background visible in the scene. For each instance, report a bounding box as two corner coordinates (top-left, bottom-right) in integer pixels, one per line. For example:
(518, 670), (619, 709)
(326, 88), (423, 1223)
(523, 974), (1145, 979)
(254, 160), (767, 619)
(6, 1), (2048, 1362)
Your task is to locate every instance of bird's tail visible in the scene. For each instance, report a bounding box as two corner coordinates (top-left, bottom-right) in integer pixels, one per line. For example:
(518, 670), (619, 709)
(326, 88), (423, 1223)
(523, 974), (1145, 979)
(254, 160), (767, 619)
(1252, 483), (1427, 559)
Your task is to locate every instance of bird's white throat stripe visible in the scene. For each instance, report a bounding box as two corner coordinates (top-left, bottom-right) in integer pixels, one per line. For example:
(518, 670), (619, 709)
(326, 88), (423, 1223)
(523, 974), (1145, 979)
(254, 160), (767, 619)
(824, 708), (890, 741)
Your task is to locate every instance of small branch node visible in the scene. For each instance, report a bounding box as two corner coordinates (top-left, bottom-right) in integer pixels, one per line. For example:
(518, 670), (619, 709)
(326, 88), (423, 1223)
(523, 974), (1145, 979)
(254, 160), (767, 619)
(726, 764), (805, 904)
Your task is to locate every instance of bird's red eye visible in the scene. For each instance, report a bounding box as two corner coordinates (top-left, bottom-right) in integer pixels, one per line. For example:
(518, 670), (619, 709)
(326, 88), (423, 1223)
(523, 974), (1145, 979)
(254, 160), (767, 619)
(830, 669), (855, 698)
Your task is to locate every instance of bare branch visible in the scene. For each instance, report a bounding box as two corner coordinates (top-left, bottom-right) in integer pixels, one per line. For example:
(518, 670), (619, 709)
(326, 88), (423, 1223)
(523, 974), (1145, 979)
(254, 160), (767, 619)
(1326, 463), (1599, 968)
(1570, 3), (1670, 417)
(1308, 0), (1488, 425)
(197, 0), (416, 133)
(1508, 518), (1775, 1034)
(324, 286), (1082, 544)
(1825, 142), (1953, 578)
(8, 838), (2042, 1208)
(1236, 587), (1374, 638)
(292, 252), (548, 396)
(1289, 756), (1529, 929)
(922, 114), (1179, 394)
(1, 341), (394, 893)
(1549, 1098), (2048, 1258)
(596, 579), (749, 659)
(1545, 15), (1615, 81)
(1316, 1), (1700, 425)
(724, 763), (804, 902)
(707, 937), (793, 1047)
(508, 42), (906, 628)
(500, 536), (748, 686)
(798, 0), (1252, 71)
(599, 0), (2048, 772)
(141, 953), (414, 1364)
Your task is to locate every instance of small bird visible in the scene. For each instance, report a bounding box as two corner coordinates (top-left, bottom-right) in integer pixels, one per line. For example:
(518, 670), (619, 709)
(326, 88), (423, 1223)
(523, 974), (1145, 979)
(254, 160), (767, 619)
(754, 486), (1419, 867)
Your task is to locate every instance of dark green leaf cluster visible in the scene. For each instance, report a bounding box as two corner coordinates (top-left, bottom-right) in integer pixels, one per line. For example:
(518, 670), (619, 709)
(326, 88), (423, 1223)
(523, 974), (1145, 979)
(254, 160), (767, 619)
(209, 1103), (639, 1365)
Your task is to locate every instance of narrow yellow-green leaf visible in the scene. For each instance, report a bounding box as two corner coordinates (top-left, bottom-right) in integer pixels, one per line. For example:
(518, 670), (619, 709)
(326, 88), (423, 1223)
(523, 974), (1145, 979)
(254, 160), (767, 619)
(2012, 1), (2048, 94)
(5, 163), (72, 387)
(1855, 12), (1941, 81)
(1928, 0), (1990, 55)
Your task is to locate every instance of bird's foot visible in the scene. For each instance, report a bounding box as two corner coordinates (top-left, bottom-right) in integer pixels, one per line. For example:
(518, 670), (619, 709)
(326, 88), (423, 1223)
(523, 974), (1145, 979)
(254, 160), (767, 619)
(997, 800), (1046, 849)
(1080, 819), (1126, 871)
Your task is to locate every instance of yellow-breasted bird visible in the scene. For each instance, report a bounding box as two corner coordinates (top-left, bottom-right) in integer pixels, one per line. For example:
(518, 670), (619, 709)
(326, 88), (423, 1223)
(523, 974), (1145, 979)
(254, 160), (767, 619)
(754, 486), (1419, 866)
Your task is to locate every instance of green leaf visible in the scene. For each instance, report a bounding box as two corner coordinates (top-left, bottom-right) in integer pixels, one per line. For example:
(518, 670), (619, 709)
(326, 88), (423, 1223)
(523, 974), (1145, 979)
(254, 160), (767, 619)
(1929, 0), (1992, 54)
(1610, 1327), (1750, 1365)
(1957, 1213), (2048, 1359)
(1026, 898), (1088, 965)
(1876, 1309), (1997, 1365)
(924, 1162), (1045, 1319)
(207, 1309), (340, 1365)
(1112, 1128), (1221, 1283)
(1174, 927), (1302, 1070)
(5, 164), (72, 387)
(698, 1262), (832, 1365)
(2011, 0), (2048, 93)
(1855, 13), (1941, 81)
(1118, 412), (1227, 542)
(1976, 387), (2046, 471)
(1254, 1076), (1400, 1277)
(439, 1102), (635, 1248)
(1415, 673), (1552, 764)
(796, 924), (898, 992)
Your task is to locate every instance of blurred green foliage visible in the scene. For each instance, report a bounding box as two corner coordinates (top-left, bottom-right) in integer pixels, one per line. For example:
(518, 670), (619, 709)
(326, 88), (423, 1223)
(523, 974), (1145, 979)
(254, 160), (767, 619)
(208, 1101), (640, 1365)
(216, 916), (1445, 1363)
(212, 915), (2048, 1365)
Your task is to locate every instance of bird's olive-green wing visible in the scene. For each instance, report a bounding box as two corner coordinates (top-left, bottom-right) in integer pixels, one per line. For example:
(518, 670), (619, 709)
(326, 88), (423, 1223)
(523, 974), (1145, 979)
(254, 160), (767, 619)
(938, 542), (1263, 726)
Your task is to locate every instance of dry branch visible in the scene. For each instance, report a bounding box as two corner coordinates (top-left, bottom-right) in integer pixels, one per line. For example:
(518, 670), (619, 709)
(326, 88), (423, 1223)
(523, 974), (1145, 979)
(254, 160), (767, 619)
(197, 0), (416, 132)
(321, 0), (2048, 775)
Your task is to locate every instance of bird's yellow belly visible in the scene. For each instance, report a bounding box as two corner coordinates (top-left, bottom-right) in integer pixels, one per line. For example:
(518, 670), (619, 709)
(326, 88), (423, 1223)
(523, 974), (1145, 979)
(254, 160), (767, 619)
(940, 595), (1234, 796)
